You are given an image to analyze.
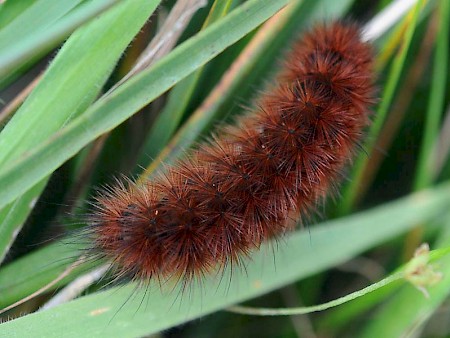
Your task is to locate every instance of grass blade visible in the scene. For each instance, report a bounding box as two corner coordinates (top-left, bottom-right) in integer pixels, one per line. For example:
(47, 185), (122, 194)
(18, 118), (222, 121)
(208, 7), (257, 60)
(414, 0), (449, 189)
(0, 0), (122, 77)
(339, 0), (425, 214)
(0, 0), (289, 210)
(0, 0), (160, 260)
(1, 181), (450, 336)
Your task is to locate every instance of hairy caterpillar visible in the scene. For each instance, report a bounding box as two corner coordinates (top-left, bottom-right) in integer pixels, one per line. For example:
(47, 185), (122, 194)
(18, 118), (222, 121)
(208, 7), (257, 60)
(88, 21), (375, 287)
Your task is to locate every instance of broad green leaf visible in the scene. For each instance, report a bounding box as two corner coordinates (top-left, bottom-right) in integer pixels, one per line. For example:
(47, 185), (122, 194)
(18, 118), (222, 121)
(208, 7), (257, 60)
(0, 0), (290, 210)
(1, 182), (450, 337)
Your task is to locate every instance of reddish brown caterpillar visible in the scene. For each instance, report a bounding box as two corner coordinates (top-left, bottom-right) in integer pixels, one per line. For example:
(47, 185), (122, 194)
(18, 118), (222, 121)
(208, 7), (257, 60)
(88, 21), (375, 286)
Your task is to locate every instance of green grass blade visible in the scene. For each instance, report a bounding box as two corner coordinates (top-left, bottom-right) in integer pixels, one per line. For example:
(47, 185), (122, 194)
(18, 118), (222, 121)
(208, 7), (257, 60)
(136, 0), (234, 168)
(0, 0), (122, 78)
(140, 0), (355, 177)
(0, 180), (48, 263)
(0, 0), (289, 210)
(203, 0), (233, 25)
(0, 0), (159, 166)
(361, 1), (450, 333)
(1, 182), (450, 337)
(0, 0), (83, 86)
(230, 246), (450, 315)
(0, 0), (160, 260)
(361, 226), (450, 337)
(339, 0), (426, 214)
(414, 0), (449, 190)
(319, 277), (401, 332)
(0, 238), (89, 309)
(0, 0), (82, 48)
(0, 0), (37, 30)
(0, 0), (351, 305)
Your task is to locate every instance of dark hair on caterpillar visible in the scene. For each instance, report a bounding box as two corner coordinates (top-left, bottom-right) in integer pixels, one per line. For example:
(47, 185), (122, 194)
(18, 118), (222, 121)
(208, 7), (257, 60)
(87, 21), (375, 288)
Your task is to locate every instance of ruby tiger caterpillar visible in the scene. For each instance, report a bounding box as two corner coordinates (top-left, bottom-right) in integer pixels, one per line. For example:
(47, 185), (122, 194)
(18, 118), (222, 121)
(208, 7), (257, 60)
(87, 20), (375, 287)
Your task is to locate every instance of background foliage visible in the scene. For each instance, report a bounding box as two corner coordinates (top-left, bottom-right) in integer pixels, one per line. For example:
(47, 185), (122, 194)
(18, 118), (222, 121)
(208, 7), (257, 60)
(0, 0), (449, 337)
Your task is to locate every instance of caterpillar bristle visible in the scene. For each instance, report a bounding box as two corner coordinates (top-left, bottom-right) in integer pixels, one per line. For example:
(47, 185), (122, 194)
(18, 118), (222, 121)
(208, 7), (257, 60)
(86, 21), (376, 286)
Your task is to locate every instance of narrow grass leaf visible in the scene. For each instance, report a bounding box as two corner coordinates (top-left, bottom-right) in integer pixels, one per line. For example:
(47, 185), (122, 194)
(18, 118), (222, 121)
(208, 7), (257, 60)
(0, 0), (122, 77)
(0, 0), (290, 210)
(0, 0), (160, 260)
(136, 0), (234, 169)
(339, 0), (426, 214)
(361, 221), (450, 337)
(1, 182), (449, 337)
(0, 0), (43, 30)
(414, 0), (449, 189)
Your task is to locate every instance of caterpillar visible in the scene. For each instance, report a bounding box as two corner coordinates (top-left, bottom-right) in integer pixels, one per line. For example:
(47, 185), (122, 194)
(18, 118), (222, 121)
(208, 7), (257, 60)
(88, 21), (375, 286)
